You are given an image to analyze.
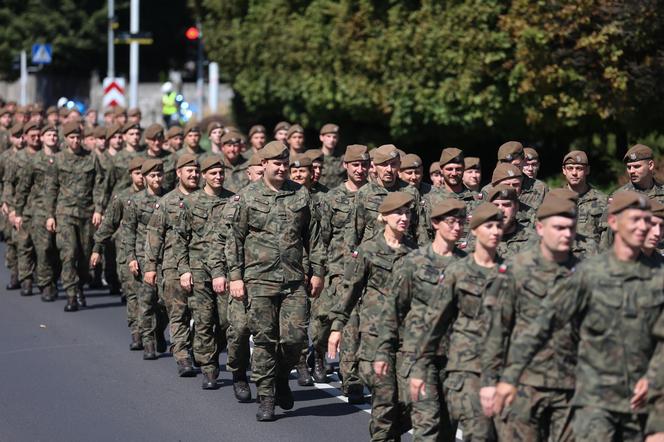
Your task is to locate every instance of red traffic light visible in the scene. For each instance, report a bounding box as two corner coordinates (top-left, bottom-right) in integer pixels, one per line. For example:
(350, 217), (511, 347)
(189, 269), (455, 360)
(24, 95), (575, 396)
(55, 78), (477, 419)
(185, 27), (200, 40)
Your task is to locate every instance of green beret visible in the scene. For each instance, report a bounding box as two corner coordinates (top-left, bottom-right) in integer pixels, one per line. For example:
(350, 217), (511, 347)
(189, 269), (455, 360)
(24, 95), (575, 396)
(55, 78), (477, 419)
(319, 123), (339, 135)
(305, 149), (324, 162)
(166, 126), (184, 139)
(184, 121), (200, 135)
(249, 125), (266, 137)
(207, 121), (224, 135)
(121, 122), (141, 133)
(286, 124), (304, 139)
(548, 188), (579, 202)
(401, 154), (423, 170)
(105, 124), (123, 141)
(273, 121), (291, 134)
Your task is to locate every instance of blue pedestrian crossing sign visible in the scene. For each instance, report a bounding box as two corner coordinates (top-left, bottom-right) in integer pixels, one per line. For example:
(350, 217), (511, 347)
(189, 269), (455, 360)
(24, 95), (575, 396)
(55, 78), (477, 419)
(31, 44), (52, 64)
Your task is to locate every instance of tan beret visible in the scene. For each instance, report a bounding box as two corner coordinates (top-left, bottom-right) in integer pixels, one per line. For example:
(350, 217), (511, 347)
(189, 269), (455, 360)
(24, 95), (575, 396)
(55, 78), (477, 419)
(249, 125), (266, 137)
(261, 141), (289, 160)
(401, 154), (423, 170)
(9, 123), (23, 137)
(536, 195), (577, 220)
(105, 124), (122, 141)
(31, 103), (44, 114)
(83, 126), (95, 138)
(470, 202), (503, 229)
(221, 131), (242, 144)
(207, 121), (224, 135)
(58, 107), (69, 118)
(61, 122), (81, 137)
(176, 153), (199, 169)
(166, 126), (184, 139)
(121, 122), (141, 133)
(184, 121), (200, 135)
(464, 157), (480, 170)
(93, 126), (106, 138)
(439, 148), (464, 167)
(548, 188), (579, 202)
(128, 156), (145, 172)
(429, 161), (441, 174)
(290, 153), (313, 168)
(491, 163), (522, 185)
(23, 121), (41, 133)
(248, 153), (264, 167)
(305, 149), (324, 162)
(127, 107), (141, 117)
(286, 124), (304, 139)
(650, 198), (664, 219)
(378, 192), (414, 214)
(46, 106), (58, 116)
(144, 123), (164, 140)
(497, 141), (524, 161)
(274, 121), (291, 134)
(623, 144), (653, 164)
(488, 185), (518, 202)
(40, 125), (58, 136)
(113, 106), (126, 116)
(609, 190), (651, 214)
(430, 199), (466, 219)
(563, 150), (589, 165)
(344, 144), (369, 162)
(141, 158), (163, 175)
(396, 149), (407, 160)
(319, 123), (339, 135)
(200, 155), (224, 172)
(0, 107), (11, 116)
(524, 147), (539, 161)
(372, 144), (400, 165)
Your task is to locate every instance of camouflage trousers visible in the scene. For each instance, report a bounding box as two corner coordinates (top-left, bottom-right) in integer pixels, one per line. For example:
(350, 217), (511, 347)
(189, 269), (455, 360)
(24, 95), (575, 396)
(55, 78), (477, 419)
(161, 269), (193, 362)
(443, 371), (496, 441)
(191, 269), (228, 375)
(4, 223), (17, 279)
(92, 238), (120, 291)
(497, 385), (574, 442)
(246, 281), (309, 397)
(15, 215), (36, 283)
(340, 307), (362, 392)
(227, 295), (251, 374)
(358, 343), (411, 441)
(135, 264), (168, 346)
(115, 237), (139, 334)
(55, 216), (94, 296)
(31, 215), (60, 289)
(572, 406), (646, 442)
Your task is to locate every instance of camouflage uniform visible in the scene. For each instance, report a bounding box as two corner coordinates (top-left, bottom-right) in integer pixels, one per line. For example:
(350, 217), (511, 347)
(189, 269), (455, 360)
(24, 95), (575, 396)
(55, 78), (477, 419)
(0, 148), (17, 282)
(123, 189), (168, 348)
(318, 151), (345, 189)
(520, 176), (548, 209)
(175, 188), (235, 375)
(376, 244), (466, 442)
(143, 150), (176, 192)
(329, 234), (417, 441)
(574, 186), (608, 244)
(45, 148), (105, 298)
(222, 156), (250, 193)
(145, 188), (193, 361)
(418, 186), (477, 246)
(482, 245), (579, 442)
(225, 179), (324, 397)
(0, 127), (9, 153)
(614, 180), (664, 204)
(414, 255), (505, 442)
(104, 148), (143, 202)
(500, 251), (664, 441)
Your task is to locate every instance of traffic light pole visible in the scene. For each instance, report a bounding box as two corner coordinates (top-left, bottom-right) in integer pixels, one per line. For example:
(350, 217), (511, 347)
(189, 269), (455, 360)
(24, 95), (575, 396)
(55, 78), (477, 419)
(129, 0), (139, 108)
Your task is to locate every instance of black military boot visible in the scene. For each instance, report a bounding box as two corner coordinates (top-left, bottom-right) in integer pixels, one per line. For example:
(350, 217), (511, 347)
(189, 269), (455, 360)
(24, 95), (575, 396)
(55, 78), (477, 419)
(275, 376), (294, 410)
(296, 362), (314, 386)
(75, 291), (86, 308)
(129, 332), (143, 351)
(256, 396), (276, 422)
(177, 359), (196, 378)
(201, 371), (218, 390)
(143, 342), (158, 360)
(232, 372), (252, 403)
(346, 384), (365, 404)
(6, 273), (19, 290)
(41, 283), (57, 302)
(155, 332), (168, 354)
(312, 353), (328, 383)
(64, 295), (78, 312)
(20, 279), (33, 296)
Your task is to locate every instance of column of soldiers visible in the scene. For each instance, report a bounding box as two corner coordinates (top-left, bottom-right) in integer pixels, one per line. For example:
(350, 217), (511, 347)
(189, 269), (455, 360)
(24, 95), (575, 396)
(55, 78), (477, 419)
(5, 100), (664, 440)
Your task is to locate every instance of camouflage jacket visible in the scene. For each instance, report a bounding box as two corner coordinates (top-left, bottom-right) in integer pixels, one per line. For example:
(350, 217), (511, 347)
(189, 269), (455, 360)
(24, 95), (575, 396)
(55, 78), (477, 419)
(123, 189), (164, 264)
(221, 156), (250, 194)
(225, 179), (324, 284)
(329, 233), (416, 359)
(461, 221), (534, 259)
(0, 128), (8, 153)
(520, 176), (548, 208)
(320, 183), (360, 277)
(318, 151), (345, 189)
(414, 254), (504, 376)
(500, 250), (664, 414)
(45, 148), (105, 219)
(614, 180), (664, 203)
(574, 185), (608, 244)
(376, 244), (466, 377)
(14, 149), (49, 217)
(144, 187), (189, 273)
(418, 186), (477, 245)
(103, 148), (144, 207)
(92, 186), (141, 256)
(0, 148), (11, 203)
(175, 187), (235, 276)
(2, 147), (30, 210)
(143, 150), (176, 192)
(481, 245), (579, 389)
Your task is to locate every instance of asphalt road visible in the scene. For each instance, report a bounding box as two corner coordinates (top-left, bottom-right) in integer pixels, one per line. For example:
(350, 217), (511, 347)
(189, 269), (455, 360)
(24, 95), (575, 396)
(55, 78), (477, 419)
(0, 244), (412, 442)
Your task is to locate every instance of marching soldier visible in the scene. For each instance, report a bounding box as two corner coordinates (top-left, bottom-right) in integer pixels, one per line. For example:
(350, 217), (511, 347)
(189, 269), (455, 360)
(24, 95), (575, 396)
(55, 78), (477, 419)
(317, 123), (345, 189)
(0, 123), (23, 289)
(429, 162), (443, 188)
(143, 123), (176, 191)
(220, 131), (250, 193)
(615, 144), (664, 202)
(463, 157), (482, 193)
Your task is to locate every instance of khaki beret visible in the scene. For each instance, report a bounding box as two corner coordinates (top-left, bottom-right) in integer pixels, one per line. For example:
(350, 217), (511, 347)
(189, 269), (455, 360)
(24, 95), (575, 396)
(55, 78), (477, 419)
(184, 121), (200, 135)
(261, 141), (289, 160)
(305, 149), (324, 162)
(286, 124), (304, 139)
(121, 122), (141, 133)
(127, 107), (141, 117)
(105, 124), (123, 141)
(16, 105), (29, 114)
(608, 190), (651, 214)
(144, 123), (164, 140)
(249, 125), (266, 137)
(497, 141), (524, 161)
(103, 108), (114, 116)
(200, 155), (224, 173)
(113, 106), (126, 116)
(290, 153), (313, 168)
(176, 153), (199, 169)
(563, 150), (588, 165)
(430, 199), (466, 219)
(344, 144), (369, 162)
(429, 161), (441, 174)
(378, 192), (414, 214)
(40, 125), (58, 136)
(221, 131), (242, 144)
(93, 126), (106, 138)
(46, 106), (58, 116)
(536, 195), (577, 220)
(58, 108), (69, 118)
(524, 147), (539, 161)
(319, 123), (339, 135)
(31, 103), (44, 114)
(464, 157), (480, 170)
(274, 121), (291, 134)
(549, 188), (579, 202)
(83, 126), (95, 138)
(372, 144), (400, 165)
(23, 121), (41, 134)
(650, 198), (664, 219)
(166, 126), (184, 139)
(401, 154), (423, 170)
(439, 148), (464, 167)
(396, 149), (407, 160)
(623, 144), (653, 164)
(141, 158), (163, 175)
(488, 185), (518, 202)
(491, 163), (523, 185)
(61, 122), (81, 137)
(470, 203), (503, 229)
(9, 123), (23, 137)
(248, 153), (264, 167)
(0, 107), (11, 116)
(128, 156), (145, 172)
(207, 121), (224, 135)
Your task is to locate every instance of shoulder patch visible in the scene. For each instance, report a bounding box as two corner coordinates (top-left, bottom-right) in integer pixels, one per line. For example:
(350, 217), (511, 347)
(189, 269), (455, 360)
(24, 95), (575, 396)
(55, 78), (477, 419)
(498, 264), (507, 274)
(155, 203), (160, 209)
(351, 250), (359, 258)
(233, 195), (240, 201)
(438, 273), (445, 284)
(179, 201), (184, 208)
(459, 241), (467, 250)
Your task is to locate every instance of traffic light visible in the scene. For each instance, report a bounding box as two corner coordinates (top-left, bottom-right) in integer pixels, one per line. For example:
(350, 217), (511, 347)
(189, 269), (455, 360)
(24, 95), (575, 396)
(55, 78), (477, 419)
(185, 27), (200, 40)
